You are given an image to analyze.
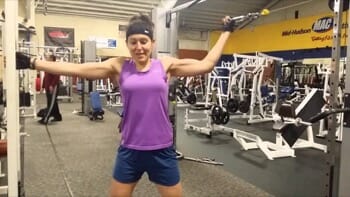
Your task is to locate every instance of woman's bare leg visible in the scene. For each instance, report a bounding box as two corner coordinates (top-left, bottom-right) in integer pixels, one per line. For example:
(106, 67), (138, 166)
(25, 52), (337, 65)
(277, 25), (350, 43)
(109, 179), (138, 197)
(156, 182), (182, 197)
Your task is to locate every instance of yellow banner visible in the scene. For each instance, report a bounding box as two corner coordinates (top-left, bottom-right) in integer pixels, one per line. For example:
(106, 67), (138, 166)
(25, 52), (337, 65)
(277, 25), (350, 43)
(210, 11), (349, 54)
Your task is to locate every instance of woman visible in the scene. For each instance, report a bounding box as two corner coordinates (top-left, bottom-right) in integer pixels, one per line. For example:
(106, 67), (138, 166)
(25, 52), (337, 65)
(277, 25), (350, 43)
(18, 14), (235, 197)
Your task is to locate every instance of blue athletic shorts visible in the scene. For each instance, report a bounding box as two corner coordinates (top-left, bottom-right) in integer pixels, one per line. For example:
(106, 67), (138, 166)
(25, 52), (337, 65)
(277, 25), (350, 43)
(113, 146), (180, 186)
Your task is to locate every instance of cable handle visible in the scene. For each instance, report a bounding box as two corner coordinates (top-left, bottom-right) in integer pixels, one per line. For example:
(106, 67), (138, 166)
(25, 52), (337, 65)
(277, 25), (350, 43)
(228, 9), (270, 23)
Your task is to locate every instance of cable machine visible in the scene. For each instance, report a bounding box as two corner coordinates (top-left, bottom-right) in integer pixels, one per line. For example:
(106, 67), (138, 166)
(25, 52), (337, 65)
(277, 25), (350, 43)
(152, 0), (224, 165)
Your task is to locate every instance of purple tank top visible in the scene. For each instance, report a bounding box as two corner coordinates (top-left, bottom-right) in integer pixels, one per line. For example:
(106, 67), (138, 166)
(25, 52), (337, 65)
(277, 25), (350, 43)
(119, 59), (173, 150)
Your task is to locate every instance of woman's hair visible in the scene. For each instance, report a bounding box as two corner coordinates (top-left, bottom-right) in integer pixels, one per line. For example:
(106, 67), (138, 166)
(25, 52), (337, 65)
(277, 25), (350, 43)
(126, 14), (154, 40)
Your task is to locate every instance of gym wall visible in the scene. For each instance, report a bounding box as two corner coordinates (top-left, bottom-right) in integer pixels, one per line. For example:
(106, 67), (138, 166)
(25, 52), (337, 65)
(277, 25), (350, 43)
(34, 14), (129, 57)
(178, 29), (209, 51)
(211, 10), (346, 52)
(176, 0), (332, 57)
(177, 49), (207, 59)
(250, 0), (330, 27)
(210, 9), (348, 61)
(208, 0), (337, 61)
(175, 0), (331, 53)
(35, 14), (209, 57)
(0, 0), (335, 61)
(35, 14), (211, 57)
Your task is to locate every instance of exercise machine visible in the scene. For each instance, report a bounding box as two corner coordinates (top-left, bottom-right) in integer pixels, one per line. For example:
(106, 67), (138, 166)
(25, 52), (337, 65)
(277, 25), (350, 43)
(273, 88), (327, 152)
(158, 0), (225, 165)
(316, 65), (344, 141)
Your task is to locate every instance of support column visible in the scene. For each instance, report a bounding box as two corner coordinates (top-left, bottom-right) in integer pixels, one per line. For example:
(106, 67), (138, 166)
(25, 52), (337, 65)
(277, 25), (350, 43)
(339, 0), (350, 196)
(326, 0), (343, 196)
(4, 0), (20, 196)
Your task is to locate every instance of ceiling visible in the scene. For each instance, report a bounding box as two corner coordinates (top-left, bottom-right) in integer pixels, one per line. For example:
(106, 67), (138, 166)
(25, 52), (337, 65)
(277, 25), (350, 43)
(35, 0), (162, 21)
(34, 0), (301, 31)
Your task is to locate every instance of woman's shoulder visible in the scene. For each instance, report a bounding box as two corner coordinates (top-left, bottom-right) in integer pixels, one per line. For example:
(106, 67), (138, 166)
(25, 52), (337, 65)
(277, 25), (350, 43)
(110, 56), (131, 64)
(159, 56), (176, 71)
(108, 56), (132, 73)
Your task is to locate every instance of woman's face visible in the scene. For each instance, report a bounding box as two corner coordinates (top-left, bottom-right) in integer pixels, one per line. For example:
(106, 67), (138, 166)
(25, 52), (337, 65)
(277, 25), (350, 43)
(126, 34), (154, 64)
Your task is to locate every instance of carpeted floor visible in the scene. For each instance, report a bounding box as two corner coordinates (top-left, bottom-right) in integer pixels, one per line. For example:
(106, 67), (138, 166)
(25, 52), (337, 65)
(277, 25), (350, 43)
(20, 93), (273, 197)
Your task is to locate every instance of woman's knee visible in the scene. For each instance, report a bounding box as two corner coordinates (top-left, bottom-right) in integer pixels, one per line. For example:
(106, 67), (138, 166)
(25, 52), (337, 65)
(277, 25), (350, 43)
(109, 179), (138, 197)
(156, 182), (183, 197)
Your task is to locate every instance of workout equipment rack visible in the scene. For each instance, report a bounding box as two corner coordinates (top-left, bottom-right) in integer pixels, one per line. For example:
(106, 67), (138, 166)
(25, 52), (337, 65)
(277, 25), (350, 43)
(170, 79), (224, 165)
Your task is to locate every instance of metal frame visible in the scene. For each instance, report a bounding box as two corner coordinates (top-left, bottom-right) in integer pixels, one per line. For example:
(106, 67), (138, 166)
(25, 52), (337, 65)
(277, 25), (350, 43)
(326, 0), (347, 196)
(184, 107), (296, 160)
(339, 0), (350, 196)
(4, 0), (20, 196)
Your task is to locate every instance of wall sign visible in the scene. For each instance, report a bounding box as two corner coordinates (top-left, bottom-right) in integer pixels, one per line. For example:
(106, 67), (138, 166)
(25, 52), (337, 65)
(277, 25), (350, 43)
(44, 26), (75, 47)
(210, 11), (349, 54)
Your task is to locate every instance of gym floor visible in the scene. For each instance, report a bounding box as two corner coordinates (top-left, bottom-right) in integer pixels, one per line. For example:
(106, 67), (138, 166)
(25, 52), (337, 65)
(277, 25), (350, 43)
(19, 92), (336, 196)
(21, 93), (271, 197)
(176, 107), (339, 197)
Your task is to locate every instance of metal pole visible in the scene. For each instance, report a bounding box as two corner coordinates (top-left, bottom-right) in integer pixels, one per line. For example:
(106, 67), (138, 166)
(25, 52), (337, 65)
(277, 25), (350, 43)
(170, 12), (178, 57)
(4, 0), (20, 196)
(339, 0), (350, 196)
(325, 0), (342, 196)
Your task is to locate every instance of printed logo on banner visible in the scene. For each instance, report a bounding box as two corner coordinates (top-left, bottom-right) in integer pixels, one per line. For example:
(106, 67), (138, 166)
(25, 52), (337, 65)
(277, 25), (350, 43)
(281, 16), (341, 37)
(312, 16), (333, 33)
(44, 26), (75, 47)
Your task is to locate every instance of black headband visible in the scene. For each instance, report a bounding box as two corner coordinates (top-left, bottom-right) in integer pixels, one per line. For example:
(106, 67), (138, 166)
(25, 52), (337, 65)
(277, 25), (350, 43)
(126, 24), (153, 40)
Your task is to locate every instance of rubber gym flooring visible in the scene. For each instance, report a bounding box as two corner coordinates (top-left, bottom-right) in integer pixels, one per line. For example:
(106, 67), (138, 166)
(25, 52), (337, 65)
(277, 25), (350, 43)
(18, 92), (336, 196)
(176, 107), (339, 197)
(20, 93), (270, 197)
